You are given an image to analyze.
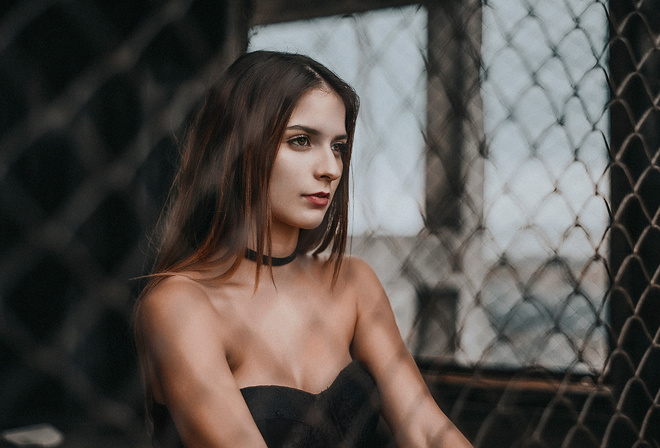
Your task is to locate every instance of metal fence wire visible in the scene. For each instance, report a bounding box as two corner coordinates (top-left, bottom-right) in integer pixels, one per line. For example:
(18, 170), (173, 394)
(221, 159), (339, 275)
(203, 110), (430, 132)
(0, 0), (658, 447)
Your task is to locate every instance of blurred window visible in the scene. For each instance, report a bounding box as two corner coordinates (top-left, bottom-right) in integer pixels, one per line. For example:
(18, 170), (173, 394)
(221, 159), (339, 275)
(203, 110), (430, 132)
(249, 1), (609, 374)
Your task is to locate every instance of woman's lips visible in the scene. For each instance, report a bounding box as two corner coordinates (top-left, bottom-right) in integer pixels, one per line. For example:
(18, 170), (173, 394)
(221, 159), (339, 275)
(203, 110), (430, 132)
(304, 193), (329, 206)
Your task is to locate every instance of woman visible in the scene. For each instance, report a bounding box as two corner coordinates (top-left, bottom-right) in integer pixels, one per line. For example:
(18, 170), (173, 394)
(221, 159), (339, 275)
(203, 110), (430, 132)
(135, 51), (472, 448)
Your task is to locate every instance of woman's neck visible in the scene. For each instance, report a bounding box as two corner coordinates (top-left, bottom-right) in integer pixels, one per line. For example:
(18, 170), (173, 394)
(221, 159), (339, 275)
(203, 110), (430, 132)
(247, 224), (299, 257)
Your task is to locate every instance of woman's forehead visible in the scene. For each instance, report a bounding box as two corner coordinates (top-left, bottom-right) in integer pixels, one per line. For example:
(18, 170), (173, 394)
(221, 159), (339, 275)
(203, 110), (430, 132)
(286, 89), (346, 135)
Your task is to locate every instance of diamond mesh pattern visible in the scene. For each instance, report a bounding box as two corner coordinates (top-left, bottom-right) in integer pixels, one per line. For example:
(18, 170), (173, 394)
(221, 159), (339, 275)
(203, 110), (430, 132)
(0, 0), (658, 447)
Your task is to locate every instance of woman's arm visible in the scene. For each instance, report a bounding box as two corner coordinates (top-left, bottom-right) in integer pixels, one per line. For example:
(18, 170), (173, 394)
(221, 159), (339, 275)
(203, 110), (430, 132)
(347, 258), (473, 448)
(136, 276), (268, 448)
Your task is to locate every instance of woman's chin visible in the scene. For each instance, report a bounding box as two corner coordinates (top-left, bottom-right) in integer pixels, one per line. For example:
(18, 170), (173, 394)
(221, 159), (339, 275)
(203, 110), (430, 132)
(278, 211), (329, 231)
(299, 219), (325, 231)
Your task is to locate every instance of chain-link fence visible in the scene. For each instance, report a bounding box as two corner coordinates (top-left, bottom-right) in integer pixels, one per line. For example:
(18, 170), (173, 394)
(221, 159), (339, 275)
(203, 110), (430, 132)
(0, 0), (658, 447)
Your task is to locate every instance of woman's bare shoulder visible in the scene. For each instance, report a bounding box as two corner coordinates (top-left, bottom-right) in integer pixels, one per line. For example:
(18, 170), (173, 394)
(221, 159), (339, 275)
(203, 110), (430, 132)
(136, 274), (220, 342)
(302, 253), (379, 287)
(339, 255), (383, 291)
(139, 274), (211, 310)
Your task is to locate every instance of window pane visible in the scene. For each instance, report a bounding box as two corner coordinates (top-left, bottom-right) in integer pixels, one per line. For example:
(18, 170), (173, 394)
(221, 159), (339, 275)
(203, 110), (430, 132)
(249, 1), (609, 374)
(470, 0), (610, 372)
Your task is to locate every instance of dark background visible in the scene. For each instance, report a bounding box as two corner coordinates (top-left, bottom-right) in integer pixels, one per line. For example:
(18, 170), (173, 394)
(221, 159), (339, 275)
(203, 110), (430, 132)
(0, 0), (229, 445)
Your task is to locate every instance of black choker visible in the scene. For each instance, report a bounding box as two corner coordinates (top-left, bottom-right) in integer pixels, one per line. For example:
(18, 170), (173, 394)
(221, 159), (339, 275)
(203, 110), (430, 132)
(244, 248), (297, 266)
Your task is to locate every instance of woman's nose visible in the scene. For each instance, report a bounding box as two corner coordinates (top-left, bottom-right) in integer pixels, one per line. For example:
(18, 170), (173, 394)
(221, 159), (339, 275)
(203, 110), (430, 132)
(315, 146), (342, 181)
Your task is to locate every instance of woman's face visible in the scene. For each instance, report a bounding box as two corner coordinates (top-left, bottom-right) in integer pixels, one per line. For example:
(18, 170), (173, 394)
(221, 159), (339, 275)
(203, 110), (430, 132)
(269, 87), (347, 234)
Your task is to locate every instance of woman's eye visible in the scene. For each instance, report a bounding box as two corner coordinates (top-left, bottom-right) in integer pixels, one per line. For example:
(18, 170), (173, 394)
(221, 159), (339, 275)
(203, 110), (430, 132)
(332, 142), (348, 153)
(288, 136), (310, 147)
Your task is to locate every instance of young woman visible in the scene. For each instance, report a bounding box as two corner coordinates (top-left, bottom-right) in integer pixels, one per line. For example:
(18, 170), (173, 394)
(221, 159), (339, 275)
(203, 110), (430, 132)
(134, 51), (472, 448)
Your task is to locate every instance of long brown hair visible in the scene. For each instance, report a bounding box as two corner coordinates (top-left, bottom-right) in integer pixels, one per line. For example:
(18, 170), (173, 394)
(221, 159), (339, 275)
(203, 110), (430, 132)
(144, 51), (359, 291)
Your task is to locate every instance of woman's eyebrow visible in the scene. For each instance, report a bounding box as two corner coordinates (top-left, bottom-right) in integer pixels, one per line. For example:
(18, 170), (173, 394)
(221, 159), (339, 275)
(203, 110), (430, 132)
(286, 124), (347, 140)
(286, 124), (321, 135)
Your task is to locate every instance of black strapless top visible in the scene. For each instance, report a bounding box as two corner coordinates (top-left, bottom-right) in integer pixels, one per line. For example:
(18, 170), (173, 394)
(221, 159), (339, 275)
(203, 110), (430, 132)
(151, 361), (381, 448)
